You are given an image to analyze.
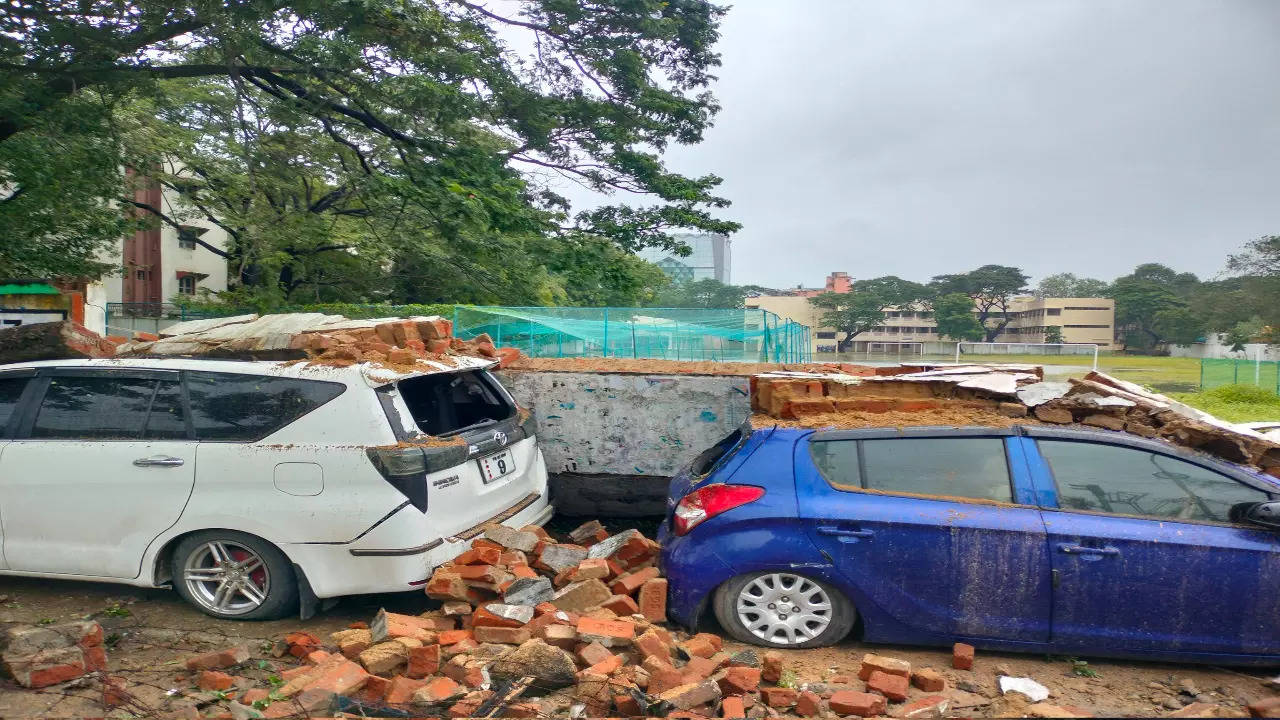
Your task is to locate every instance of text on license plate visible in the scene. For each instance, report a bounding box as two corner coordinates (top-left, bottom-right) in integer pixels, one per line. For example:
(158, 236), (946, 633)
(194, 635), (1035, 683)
(479, 449), (515, 483)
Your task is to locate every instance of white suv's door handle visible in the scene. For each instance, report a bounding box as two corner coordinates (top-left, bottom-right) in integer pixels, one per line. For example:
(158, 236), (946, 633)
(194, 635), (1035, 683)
(133, 455), (185, 467)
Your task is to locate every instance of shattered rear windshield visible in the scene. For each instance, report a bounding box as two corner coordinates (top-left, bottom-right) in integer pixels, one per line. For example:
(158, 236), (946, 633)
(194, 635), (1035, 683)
(397, 370), (514, 436)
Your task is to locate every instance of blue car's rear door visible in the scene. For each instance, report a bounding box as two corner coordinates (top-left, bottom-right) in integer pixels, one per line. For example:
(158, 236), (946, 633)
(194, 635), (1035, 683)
(1026, 431), (1280, 656)
(796, 428), (1051, 645)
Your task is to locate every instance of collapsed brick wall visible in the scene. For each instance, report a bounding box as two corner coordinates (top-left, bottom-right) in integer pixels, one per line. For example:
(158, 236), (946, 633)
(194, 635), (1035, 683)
(0, 320), (120, 365)
(751, 374), (1030, 421)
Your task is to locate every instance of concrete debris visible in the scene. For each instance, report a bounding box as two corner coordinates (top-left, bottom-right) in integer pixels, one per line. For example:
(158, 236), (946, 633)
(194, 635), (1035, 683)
(0, 621), (107, 688)
(1000, 675), (1051, 702)
(1016, 381), (1072, 406)
(0, 320), (120, 364)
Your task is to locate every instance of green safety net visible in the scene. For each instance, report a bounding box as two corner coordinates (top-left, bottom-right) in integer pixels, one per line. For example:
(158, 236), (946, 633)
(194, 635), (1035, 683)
(1201, 357), (1280, 395)
(452, 306), (812, 363)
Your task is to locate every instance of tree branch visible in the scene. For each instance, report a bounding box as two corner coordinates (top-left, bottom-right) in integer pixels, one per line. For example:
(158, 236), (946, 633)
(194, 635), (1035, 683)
(123, 199), (231, 259)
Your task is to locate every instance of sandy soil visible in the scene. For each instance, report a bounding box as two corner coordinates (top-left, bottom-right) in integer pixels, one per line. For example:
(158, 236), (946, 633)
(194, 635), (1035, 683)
(0, 571), (1276, 719)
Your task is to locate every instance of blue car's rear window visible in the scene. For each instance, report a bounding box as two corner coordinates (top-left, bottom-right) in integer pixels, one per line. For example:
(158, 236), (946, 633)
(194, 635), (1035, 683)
(811, 437), (1013, 503)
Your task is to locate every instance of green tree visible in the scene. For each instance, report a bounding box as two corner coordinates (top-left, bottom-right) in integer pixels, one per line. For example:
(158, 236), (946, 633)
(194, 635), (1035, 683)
(1035, 273), (1110, 298)
(655, 278), (758, 308)
(1223, 317), (1265, 353)
(928, 265), (1029, 342)
(1, 0), (739, 292)
(933, 292), (985, 342)
(1044, 326), (1064, 344)
(1108, 265), (1203, 349)
(1227, 236), (1280, 277)
(808, 276), (926, 351)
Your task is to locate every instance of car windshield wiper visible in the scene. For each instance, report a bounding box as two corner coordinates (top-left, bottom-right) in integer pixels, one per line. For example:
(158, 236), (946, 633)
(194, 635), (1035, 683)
(445, 417), (498, 436)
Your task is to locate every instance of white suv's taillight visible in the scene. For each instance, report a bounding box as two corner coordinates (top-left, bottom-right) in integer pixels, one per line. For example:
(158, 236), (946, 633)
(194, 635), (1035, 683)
(673, 484), (765, 535)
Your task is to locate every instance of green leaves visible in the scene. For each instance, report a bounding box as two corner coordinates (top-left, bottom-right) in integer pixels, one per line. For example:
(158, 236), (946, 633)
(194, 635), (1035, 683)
(2, 0), (735, 302)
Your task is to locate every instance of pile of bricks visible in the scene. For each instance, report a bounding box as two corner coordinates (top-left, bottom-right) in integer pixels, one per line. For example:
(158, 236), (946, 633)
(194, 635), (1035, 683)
(751, 365), (1040, 420)
(157, 522), (821, 719)
(109, 312), (527, 369)
(0, 620), (107, 689)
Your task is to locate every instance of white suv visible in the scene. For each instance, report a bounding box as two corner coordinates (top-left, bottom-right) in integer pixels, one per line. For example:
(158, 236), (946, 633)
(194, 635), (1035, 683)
(0, 357), (552, 619)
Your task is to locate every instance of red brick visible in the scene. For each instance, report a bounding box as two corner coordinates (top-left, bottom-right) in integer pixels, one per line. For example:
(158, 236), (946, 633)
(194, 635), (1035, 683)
(541, 624), (579, 650)
(576, 642), (614, 667)
(583, 654), (624, 676)
(761, 651), (783, 683)
(456, 564), (502, 582)
(102, 675), (129, 708)
(898, 695), (951, 718)
(647, 666), (686, 695)
(681, 656), (719, 683)
(285, 631), (322, 658)
(637, 578), (668, 622)
(761, 687), (798, 708)
(601, 594), (639, 616)
(437, 629), (474, 645)
(242, 688), (269, 705)
(571, 557), (611, 581)
(781, 397), (836, 418)
(304, 649), (330, 665)
(352, 675), (391, 704)
(406, 644), (440, 679)
(721, 695), (746, 718)
(197, 670), (235, 691)
(82, 644), (107, 672)
(384, 675), (428, 705)
(453, 546), (501, 566)
(952, 642), (975, 670)
(911, 667), (946, 692)
(185, 646), (250, 671)
(472, 606), (525, 629)
(472, 626), (530, 645)
(575, 616), (635, 646)
(679, 635), (717, 659)
(425, 574), (470, 601)
(511, 564), (538, 579)
(1249, 697), (1280, 718)
(829, 690), (887, 716)
(616, 693), (644, 716)
(796, 690), (821, 716)
(634, 628), (672, 662)
(611, 566), (661, 596)
(443, 657), (488, 688)
(415, 675), (463, 703)
(301, 659), (371, 696)
(417, 317), (453, 340)
(25, 658), (86, 689)
(865, 670), (909, 702)
(858, 653), (910, 680)
(717, 666), (760, 695)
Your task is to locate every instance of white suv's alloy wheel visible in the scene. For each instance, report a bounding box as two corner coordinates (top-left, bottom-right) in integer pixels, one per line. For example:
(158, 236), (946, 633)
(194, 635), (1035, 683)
(182, 541), (271, 616)
(735, 572), (833, 645)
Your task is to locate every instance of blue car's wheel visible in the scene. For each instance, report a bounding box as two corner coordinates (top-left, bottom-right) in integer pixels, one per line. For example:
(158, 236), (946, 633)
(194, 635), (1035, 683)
(713, 571), (855, 648)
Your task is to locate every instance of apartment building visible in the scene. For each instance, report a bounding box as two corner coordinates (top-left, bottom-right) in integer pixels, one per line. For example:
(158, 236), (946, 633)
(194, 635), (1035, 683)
(746, 294), (1115, 355)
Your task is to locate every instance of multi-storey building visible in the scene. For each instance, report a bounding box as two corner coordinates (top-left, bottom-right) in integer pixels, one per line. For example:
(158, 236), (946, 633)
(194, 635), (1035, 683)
(639, 233), (732, 284)
(747, 291), (1115, 355)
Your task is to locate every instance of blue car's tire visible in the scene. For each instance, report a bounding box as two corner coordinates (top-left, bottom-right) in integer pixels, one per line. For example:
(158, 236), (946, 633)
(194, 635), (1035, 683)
(713, 571), (855, 649)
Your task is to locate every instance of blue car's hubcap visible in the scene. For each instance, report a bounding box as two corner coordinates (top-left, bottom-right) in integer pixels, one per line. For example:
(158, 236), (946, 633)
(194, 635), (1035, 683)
(737, 573), (832, 645)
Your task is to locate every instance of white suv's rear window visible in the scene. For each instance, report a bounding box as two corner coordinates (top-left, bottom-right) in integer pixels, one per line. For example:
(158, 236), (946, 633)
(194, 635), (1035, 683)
(397, 370), (514, 436)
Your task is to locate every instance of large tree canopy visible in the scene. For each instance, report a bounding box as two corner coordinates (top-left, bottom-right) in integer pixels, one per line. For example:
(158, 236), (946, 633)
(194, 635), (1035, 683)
(808, 275), (926, 351)
(928, 265), (1028, 342)
(1035, 272), (1110, 299)
(1, 0), (739, 301)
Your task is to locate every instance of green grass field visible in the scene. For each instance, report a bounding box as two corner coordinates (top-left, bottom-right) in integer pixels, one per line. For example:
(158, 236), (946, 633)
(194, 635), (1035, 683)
(919, 353), (1280, 422)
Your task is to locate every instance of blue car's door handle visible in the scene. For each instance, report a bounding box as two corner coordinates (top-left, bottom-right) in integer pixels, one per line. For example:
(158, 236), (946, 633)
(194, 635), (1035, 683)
(1057, 542), (1120, 556)
(817, 526), (875, 539)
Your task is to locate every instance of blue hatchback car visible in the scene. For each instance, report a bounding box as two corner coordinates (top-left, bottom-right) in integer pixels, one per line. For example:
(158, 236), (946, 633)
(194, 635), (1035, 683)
(657, 423), (1280, 664)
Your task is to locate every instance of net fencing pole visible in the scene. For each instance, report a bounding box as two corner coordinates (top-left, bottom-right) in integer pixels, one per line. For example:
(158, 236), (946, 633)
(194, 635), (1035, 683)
(954, 342), (961, 363)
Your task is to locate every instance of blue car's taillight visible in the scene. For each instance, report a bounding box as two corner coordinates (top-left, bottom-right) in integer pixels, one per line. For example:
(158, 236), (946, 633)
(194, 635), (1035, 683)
(673, 484), (765, 535)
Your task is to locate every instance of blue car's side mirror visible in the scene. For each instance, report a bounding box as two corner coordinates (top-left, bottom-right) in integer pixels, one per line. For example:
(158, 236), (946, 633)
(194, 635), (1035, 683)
(1242, 501), (1280, 529)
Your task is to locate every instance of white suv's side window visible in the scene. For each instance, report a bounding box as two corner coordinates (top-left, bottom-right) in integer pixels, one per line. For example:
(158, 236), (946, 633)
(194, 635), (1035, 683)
(0, 377), (28, 434)
(32, 375), (186, 440)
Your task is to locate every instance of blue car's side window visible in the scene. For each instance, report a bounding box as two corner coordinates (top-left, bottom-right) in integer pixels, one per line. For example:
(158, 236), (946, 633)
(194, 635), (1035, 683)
(1038, 440), (1268, 524)
(810, 437), (1014, 503)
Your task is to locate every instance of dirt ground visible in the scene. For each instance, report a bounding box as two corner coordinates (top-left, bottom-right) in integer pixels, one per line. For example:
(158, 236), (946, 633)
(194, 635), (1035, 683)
(1, 569), (1278, 719)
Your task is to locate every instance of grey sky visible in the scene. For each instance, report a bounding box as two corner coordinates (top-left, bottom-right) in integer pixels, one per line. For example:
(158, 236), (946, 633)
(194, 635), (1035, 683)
(580, 1), (1280, 288)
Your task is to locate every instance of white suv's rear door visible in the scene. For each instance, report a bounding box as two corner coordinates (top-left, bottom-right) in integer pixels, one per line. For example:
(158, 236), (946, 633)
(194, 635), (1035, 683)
(0, 368), (196, 578)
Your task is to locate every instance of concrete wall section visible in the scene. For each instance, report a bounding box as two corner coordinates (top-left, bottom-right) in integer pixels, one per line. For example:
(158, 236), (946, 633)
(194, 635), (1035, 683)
(496, 370), (751, 477)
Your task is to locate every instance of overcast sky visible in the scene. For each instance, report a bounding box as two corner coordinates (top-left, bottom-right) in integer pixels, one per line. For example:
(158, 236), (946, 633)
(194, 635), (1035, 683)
(570, 1), (1280, 289)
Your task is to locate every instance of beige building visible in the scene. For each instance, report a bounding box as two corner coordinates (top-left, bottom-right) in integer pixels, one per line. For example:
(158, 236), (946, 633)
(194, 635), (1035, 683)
(746, 295), (1115, 355)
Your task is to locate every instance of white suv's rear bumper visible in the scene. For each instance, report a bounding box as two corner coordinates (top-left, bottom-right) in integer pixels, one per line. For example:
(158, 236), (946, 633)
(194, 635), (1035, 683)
(282, 492), (554, 598)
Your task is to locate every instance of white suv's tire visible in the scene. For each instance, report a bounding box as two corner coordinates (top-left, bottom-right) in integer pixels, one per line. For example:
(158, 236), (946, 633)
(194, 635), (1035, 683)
(172, 531), (297, 620)
(713, 571), (855, 649)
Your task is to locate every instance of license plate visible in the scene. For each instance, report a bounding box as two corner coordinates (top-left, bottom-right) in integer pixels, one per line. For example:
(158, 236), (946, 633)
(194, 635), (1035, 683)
(479, 449), (515, 483)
